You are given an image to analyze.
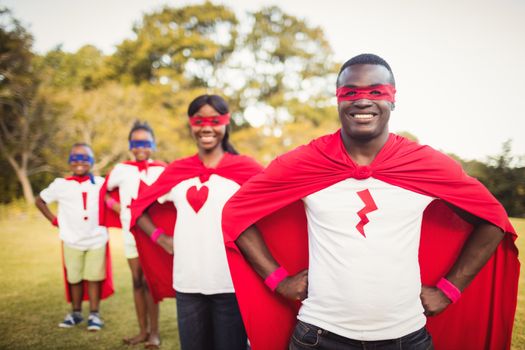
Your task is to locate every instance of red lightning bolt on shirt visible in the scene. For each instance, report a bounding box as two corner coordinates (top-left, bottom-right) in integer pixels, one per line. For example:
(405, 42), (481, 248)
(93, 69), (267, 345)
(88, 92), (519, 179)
(356, 189), (378, 237)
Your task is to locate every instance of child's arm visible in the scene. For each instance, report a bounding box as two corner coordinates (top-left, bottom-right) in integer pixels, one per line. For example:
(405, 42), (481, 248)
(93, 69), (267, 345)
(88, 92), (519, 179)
(136, 210), (173, 254)
(104, 194), (121, 213)
(35, 196), (58, 226)
(104, 166), (122, 214)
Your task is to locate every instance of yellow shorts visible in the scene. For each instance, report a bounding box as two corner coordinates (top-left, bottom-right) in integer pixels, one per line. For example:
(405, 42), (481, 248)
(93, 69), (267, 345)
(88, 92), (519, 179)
(123, 230), (139, 259)
(63, 244), (106, 283)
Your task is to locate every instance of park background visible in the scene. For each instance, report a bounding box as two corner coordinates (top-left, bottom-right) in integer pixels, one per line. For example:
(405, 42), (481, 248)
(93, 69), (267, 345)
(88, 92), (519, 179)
(0, 0), (524, 348)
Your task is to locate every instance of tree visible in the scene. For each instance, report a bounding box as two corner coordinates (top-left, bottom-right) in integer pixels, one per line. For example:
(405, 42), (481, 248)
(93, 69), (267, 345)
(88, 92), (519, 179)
(215, 6), (340, 156)
(103, 3), (341, 162)
(37, 45), (109, 90)
(229, 6), (338, 117)
(397, 131), (419, 143)
(0, 8), (64, 203)
(482, 140), (525, 217)
(108, 2), (238, 86)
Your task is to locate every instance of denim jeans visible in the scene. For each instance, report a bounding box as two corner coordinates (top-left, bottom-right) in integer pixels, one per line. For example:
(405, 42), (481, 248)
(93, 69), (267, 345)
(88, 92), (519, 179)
(176, 291), (247, 350)
(289, 320), (433, 350)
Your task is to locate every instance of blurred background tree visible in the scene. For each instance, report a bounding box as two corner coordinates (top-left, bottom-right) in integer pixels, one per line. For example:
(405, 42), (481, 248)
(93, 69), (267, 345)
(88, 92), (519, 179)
(0, 3), (523, 217)
(0, 8), (65, 203)
(460, 141), (525, 217)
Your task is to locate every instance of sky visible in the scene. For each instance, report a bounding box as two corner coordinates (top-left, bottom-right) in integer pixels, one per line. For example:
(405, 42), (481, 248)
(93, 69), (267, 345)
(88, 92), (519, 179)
(3, 0), (525, 162)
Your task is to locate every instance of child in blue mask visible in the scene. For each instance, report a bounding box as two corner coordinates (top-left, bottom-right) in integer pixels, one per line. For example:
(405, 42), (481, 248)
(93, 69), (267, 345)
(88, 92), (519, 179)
(35, 143), (113, 332)
(102, 122), (166, 348)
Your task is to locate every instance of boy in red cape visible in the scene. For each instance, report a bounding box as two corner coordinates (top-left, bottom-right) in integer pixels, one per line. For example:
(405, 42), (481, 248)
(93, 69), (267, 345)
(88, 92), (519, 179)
(36, 143), (113, 332)
(130, 95), (262, 350)
(222, 54), (520, 350)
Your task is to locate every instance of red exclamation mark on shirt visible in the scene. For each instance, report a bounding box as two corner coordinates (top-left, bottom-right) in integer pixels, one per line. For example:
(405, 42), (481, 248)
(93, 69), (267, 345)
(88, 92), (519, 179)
(82, 192), (88, 220)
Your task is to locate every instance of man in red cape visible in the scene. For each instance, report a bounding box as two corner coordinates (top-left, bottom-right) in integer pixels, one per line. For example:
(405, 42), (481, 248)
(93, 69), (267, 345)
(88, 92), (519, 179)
(128, 153), (263, 302)
(222, 54), (519, 350)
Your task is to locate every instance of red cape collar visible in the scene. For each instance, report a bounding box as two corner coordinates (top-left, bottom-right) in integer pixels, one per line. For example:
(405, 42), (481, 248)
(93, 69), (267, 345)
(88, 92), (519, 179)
(122, 159), (166, 172)
(65, 175), (91, 183)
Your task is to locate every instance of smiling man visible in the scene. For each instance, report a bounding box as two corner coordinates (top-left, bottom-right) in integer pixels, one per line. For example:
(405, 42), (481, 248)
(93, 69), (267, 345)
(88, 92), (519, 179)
(221, 54), (520, 350)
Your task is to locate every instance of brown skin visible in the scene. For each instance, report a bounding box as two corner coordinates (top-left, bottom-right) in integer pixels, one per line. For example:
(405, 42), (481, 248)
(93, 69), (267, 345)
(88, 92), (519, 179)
(421, 204), (504, 315)
(104, 129), (160, 346)
(130, 129), (154, 162)
(337, 64), (393, 165)
(123, 259), (160, 346)
(35, 145), (103, 314)
(136, 104), (227, 254)
(236, 64), (505, 317)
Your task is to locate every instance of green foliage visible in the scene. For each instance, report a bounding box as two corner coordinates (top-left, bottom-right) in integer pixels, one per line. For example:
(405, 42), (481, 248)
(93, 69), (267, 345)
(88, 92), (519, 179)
(397, 131), (419, 143)
(1, 2), (523, 215)
(459, 141), (525, 217)
(108, 2), (238, 86)
(234, 6), (338, 120)
(37, 45), (109, 90)
(0, 8), (67, 202)
(0, 158), (19, 203)
(0, 7), (34, 101)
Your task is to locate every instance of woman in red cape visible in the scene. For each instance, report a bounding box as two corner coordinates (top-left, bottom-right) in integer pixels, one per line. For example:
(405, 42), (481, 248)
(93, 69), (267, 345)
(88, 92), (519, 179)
(130, 95), (262, 350)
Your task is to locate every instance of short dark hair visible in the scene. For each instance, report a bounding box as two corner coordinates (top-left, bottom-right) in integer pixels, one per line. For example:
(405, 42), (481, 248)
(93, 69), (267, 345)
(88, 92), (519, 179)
(187, 94), (238, 155)
(71, 142), (94, 156)
(336, 53), (395, 86)
(128, 120), (155, 141)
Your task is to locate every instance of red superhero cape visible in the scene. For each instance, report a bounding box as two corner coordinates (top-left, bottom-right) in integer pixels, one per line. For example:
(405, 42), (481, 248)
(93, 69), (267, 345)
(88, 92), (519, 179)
(61, 243), (114, 302)
(98, 160), (168, 229)
(222, 131), (520, 350)
(58, 177), (115, 302)
(129, 153), (263, 302)
(91, 160), (167, 303)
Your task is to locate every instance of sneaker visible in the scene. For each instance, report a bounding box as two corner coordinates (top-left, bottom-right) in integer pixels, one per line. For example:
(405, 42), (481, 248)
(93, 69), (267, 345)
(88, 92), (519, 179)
(58, 313), (83, 328)
(87, 313), (104, 331)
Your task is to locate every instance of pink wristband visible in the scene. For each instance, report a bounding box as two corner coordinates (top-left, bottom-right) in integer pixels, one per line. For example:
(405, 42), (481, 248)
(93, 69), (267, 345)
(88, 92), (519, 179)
(105, 197), (118, 209)
(150, 227), (165, 243)
(436, 277), (461, 303)
(51, 216), (59, 227)
(264, 266), (289, 292)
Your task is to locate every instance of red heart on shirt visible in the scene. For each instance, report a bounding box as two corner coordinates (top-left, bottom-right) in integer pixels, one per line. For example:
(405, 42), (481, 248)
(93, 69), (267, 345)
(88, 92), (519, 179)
(186, 185), (209, 213)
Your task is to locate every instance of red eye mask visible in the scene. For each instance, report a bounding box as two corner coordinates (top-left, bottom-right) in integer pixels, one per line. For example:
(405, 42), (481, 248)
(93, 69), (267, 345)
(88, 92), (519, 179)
(189, 114), (230, 126)
(336, 84), (396, 103)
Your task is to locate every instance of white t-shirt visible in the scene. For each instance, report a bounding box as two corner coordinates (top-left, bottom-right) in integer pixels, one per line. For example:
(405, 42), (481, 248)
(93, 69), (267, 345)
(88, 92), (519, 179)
(106, 162), (165, 231)
(298, 177), (435, 341)
(40, 176), (108, 250)
(158, 174), (240, 294)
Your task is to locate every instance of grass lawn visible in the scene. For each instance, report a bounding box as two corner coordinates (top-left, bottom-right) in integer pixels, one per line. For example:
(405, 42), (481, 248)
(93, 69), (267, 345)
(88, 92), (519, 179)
(0, 208), (180, 350)
(512, 218), (525, 349)
(0, 207), (523, 349)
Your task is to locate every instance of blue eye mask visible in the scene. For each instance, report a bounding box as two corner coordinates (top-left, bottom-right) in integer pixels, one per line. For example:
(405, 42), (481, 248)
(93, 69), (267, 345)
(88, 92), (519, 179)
(68, 154), (94, 165)
(129, 140), (156, 150)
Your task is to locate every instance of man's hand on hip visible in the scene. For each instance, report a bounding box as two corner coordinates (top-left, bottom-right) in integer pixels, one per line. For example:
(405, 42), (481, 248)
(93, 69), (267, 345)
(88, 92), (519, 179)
(276, 269), (308, 301)
(420, 285), (451, 316)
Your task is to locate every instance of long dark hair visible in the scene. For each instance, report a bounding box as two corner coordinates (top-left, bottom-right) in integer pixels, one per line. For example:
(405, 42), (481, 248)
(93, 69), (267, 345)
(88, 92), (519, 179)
(187, 94), (238, 155)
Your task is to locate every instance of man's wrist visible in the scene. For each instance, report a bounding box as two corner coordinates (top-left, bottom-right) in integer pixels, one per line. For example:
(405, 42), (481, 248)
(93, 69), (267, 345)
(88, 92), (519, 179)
(264, 266), (289, 292)
(51, 216), (59, 227)
(436, 277), (461, 303)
